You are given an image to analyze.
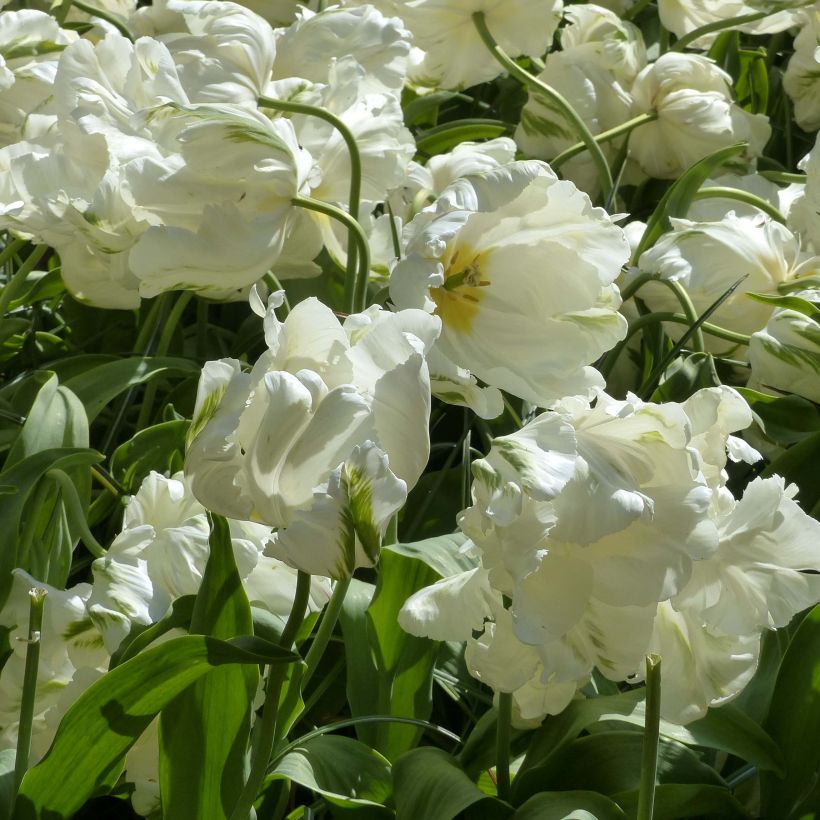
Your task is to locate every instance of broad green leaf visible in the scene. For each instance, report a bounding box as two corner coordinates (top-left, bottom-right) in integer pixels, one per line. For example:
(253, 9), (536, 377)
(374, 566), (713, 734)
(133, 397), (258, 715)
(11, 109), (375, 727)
(13, 635), (296, 820)
(392, 747), (509, 820)
(271, 735), (392, 816)
(519, 690), (782, 779)
(612, 784), (748, 819)
(633, 142), (748, 262)
(63, 356), (199, 421)
(512, 792), (626, 820)
(159, 514), (258, 820)
(761, 603), (820, 819)
(5, 373), (88, 468)
(761, 431), (820, 514)
(513, 731), (724, 804)
(110, 419), (189, 492)
(0, 448), (102, 608)
(736, 388), (820, 447)
(339, 578), (379, 729)
(365, 548), (441, 759)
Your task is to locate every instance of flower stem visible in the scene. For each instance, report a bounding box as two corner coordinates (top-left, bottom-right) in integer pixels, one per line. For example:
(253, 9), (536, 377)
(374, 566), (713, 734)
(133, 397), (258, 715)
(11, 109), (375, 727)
(472, 11), (613, 201)
(135, 291), (193, 430)
(291, 196), (370, 313)
(14, 588), (47, 795)
(671, 11), (768, 52)
(302, 575), (351, 689)
(637, 655), (662, 820)
(47, 469), (107, 559)
(257, 96), (363, 313)
(551, 113), (657, 170)
(623, 0), (655, 20)
(495, 692), (513, 802)
(70, 0), (134, 40)
(230, 571), (312, 820)
(691, 187), (786, 223)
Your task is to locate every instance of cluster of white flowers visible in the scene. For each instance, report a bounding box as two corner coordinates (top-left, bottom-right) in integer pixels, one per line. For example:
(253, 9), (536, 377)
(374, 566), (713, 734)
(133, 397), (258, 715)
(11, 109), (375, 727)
(2, 2), (820, 808)
(400, 386), (820, 725)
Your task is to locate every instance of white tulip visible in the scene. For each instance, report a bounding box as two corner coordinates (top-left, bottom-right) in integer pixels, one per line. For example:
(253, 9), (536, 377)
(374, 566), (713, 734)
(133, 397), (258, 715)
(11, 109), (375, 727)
(784, 10), (820, 132)
(390, 161), (629, 408)
(629, 53), (770, 179)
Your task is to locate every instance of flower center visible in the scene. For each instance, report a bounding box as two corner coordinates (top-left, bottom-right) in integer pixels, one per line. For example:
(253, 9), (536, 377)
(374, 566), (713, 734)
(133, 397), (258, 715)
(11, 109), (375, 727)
(430, 246), (490, 335)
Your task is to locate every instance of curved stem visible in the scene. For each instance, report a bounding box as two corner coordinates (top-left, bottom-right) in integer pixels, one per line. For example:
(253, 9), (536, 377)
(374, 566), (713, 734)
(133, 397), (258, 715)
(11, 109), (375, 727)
(637, 655), (662, 820)
(472, 11), (613, 201)
(495, 692), (513, 802)
(47, 469), (107, 559)
(671, 11), (768, 52)
(760, 171), (805, 185)
(0, 245), (47, 319)
(291, 196), (370, 312)
(551, 113), (657, 170)
(621, 273), (705, 352)
(14, 588), (47, 796)
(257, 96), (363, 313)
(692, 187), (786, 223)
(301, 575), (351, 689)
(71, 0), (134, 40)
(230, 571), (312, 820)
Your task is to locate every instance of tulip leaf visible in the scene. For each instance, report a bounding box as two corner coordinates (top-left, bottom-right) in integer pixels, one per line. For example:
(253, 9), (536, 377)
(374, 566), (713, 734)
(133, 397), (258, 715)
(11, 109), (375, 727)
(0, 447), (102, 609)
(633, 142), (748, 262)
(746, 291), (820, 318)
(5, 373), (88, 468)
(339, 578), (380, 723)
(110, 418), (189, 492)
(512, 791), (626, 820)
(458, 707), (532, 781)
(652, 352), (722, 402)
(612, 784), (748, 819)
(364, 547), (443, 758)
(13, 634), (297, 820)
(0, 749), (15, 820)
(392, 747), (509, 820)
(761, 603), (820, 819)
(271, 735), (392, 815)
(159, 514), (258, 820)
(519, 689), (782, 779)
(63, 356), (200, 421)
(736, 388), (820, 447)
(513, 731), (724, 804)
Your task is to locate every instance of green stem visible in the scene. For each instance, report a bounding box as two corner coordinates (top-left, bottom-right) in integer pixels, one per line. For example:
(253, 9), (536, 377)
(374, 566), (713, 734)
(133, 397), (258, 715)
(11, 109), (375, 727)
(301, 575), (351, 689)
(551, 113), (657, 170)
(70, 0), (134, 39)
(472, 11), (613, 201)
(135, 291), (193, 430)
(0, 237), (26, 271)
(291, 196), (370, 313)
(621, 273), (705, 352)
(637, 655), (662, 820)
(692, 187), (786, 223)
(257, 96), (363, 313)
(671, 11), (768, 52)
(14, 588), (47, 796)
(47, 469), (106, 559)
(0, 245), (47, 318)
(495, 692), (513, 802)
(230, 571), (312, 820)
